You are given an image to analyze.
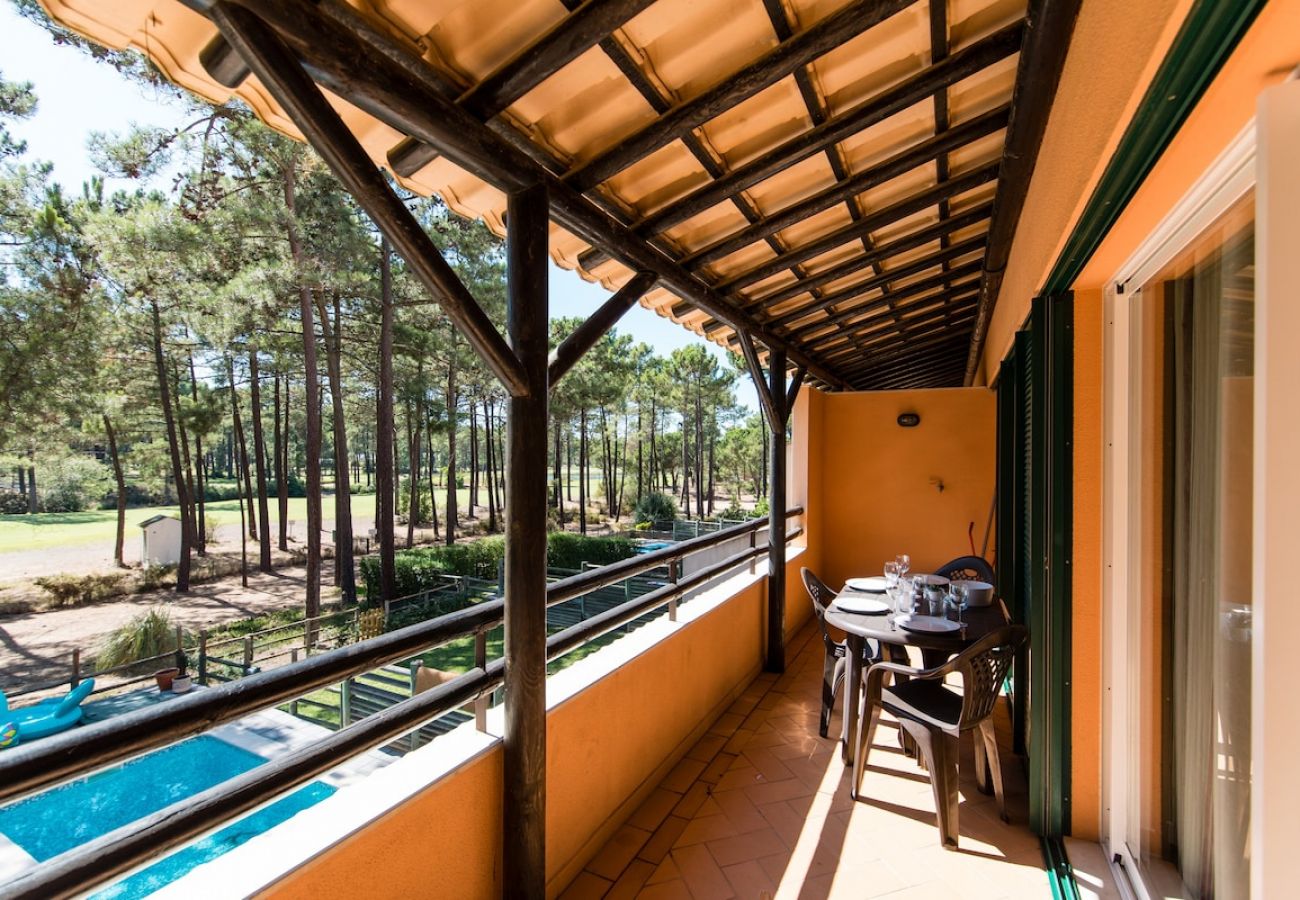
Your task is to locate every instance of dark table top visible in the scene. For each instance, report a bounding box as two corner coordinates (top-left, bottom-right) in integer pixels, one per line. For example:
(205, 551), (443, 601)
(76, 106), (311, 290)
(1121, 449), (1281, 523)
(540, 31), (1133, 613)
(824, 587), (1009, 652)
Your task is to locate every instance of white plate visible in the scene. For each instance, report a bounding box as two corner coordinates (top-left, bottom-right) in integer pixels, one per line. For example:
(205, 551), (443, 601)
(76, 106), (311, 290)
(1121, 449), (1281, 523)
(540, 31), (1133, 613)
(912, 573), (950, 587)
(834, 596), (890, 616)
(845, 576), (889, 593)
(894, 614), (961, 634)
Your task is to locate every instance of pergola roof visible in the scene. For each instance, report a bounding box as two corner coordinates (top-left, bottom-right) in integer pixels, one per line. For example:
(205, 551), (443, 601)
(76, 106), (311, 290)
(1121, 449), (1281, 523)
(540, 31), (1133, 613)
(42, 0), (1073, 390)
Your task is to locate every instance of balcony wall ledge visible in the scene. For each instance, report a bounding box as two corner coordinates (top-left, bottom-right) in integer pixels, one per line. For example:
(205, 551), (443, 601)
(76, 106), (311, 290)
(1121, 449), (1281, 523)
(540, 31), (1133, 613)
(150, 545), (809, 900)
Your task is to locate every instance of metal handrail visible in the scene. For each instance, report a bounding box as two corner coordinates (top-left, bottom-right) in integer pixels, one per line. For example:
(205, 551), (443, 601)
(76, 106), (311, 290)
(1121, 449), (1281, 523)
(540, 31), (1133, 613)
(0, 509), (804, 899)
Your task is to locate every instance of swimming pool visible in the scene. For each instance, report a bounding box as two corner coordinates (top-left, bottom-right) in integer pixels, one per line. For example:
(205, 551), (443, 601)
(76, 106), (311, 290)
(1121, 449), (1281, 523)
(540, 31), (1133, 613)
(635, 541), (673, 554)
(0, 734), (335, 898)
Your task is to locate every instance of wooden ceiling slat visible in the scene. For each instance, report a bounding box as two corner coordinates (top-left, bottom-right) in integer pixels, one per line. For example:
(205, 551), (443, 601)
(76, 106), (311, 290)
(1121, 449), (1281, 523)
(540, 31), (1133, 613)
(786, 261), (983, 340)
(716, 161), (999, 294)
(805, 287), (980, 351)
(458, 0), (659, 120)
(564, 0), (918, 192)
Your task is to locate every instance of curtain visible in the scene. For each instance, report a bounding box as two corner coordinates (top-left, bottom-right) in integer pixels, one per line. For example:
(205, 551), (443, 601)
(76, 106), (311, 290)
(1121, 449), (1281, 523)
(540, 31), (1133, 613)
(1167, 224), (1253, 900)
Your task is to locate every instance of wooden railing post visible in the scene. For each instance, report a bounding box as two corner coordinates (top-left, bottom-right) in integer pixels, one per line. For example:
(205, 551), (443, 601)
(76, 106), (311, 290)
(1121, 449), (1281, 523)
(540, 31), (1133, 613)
(198, 631), (208, 686)
(474, 628), (489, 732)
(243, 636), (254, 675)
(70, 649), (81, 688)
(502, 181), (549, 898)
(668, 560), (679, 622)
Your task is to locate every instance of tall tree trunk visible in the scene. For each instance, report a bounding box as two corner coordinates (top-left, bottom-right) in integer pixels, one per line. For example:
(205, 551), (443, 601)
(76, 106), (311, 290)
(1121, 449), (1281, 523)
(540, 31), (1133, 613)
(552, 420), (563, 524)
(275, 373), (290, 550)
(284, 166), (321, 626)
(426, 421), (440, 540)
(151, 299), (192, 591)
(315, 292), (355, 602)
(480, 397), (493, 530)
(565, 429), (573, 503)
(186, 351), (209, 551)
(445, 361), (458, 545)
(636, 403), (644, 502)
(579, 408), (588, 535)
(468, 399), (479, 513)
(376, 238), (397, 601)
(227, 357), (256, 555)
(707, 424), (716, 516)
(407, 365), (424, 549)
(694, 386), (704, 518)
(680, 415), (690, 509)
(173, 361), (202, 554)
(248, 350), (273, 573)
(103, 413), (127, 568)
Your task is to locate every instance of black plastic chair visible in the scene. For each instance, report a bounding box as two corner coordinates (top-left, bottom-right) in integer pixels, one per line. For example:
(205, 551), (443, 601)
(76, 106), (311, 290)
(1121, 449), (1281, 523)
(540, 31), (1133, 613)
(851, 624), (1028, 849)
(934, 555), (995, 583)
(801, 568), (877, 739)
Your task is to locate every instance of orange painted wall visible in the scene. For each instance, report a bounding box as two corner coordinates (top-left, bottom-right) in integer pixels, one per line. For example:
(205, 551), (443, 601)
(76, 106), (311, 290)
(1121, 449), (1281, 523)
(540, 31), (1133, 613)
(810, 387), (996, 589)
(1071, 289), (1104, 840)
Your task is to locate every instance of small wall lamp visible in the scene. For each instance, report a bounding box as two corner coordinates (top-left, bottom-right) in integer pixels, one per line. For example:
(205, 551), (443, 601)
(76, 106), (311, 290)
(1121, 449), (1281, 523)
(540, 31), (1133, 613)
(897, 412), (920, 428)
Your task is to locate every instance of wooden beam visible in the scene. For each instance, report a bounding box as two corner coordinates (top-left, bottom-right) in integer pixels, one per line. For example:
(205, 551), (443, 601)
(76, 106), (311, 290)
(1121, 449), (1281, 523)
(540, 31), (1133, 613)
(766, 235), (987, 329)
(786, 366), (806, 419)
(716, 163), (999, 295)
(765, 345), (788, 673)
(577, 17), (1025, 264)
(806, 287), (981, 353)
(503, 182), (550, 899)
(199, 34), (249, 87)
(697, 200), (992, 325)
(211, 2), (530, 398)
(738, 331), (781, 433)
(836, 325), (975, 373)
(787, 263), (983, 341)
(548, 272), (656, 387)
(807, 280), (980, 342)
(682, 105), (1009, 270)
(232, 0), (854, 389)
(964, 0), (1082, 384)
(564, 0), (918, 192)
(459, 0), (657, 120)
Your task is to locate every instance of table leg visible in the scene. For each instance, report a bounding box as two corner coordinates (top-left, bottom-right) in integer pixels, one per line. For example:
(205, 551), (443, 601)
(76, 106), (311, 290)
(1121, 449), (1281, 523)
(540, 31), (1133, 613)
(841, 635), (865, 765)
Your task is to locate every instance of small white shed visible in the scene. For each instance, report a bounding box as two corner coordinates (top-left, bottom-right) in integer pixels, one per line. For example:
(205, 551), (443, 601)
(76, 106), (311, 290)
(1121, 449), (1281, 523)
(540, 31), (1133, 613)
(139, 514), (184, 567)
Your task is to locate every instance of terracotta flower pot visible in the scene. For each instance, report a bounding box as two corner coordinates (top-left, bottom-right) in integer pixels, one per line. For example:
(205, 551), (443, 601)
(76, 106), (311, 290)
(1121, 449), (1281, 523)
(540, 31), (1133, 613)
(154, 667), (179, 691)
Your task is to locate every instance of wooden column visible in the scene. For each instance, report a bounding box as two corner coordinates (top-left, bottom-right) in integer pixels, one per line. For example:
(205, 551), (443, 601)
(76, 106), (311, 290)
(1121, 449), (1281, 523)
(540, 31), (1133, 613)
(503, 182), (549, 897)
(765, 347), (788, 673)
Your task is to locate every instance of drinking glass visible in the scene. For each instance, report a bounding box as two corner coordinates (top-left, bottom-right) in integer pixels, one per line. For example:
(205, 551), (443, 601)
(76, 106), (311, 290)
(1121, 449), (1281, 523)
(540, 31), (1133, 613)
(884, 561), (900, 589)
(895, 554), (911, 577)
(946, 583), (967, 626)
(895, 575), (915, 614)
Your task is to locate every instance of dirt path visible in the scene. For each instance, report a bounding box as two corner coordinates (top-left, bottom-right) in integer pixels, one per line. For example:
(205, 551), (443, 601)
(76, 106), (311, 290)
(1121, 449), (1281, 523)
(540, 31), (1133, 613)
(0, 567), (336, 692)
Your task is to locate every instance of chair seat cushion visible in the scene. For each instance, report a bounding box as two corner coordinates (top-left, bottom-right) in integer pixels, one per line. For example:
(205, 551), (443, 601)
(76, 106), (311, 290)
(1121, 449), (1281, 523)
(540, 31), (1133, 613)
(882, 679), (963, 730)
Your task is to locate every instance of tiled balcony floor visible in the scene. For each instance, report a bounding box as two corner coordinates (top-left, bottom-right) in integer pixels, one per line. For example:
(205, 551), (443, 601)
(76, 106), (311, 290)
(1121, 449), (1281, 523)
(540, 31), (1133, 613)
(564, 624), (1049, 899)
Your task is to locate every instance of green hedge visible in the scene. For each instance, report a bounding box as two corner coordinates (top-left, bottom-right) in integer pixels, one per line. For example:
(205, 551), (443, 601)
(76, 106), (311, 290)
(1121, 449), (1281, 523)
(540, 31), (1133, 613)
(360, 533), (638, 603)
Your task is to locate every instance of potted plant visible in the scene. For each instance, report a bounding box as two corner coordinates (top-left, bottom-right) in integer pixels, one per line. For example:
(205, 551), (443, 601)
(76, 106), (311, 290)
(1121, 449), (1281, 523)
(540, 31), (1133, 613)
(171, 649), (193, 693)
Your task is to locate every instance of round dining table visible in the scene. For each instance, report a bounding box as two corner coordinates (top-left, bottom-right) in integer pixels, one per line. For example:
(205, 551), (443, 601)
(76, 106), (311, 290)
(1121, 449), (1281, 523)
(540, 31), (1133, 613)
(825, 585), (1010, 765)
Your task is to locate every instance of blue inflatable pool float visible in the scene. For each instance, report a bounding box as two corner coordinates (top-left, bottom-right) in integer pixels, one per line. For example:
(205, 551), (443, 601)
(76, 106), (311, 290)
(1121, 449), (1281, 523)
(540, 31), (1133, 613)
(0, 679), (96, 747)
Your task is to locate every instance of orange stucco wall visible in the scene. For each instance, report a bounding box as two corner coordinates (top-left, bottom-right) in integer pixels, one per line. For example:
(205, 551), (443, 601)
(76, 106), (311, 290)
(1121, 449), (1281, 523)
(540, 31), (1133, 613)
(1071, 289), (1104, 840)
(806, 387), (996, 589)
(256, 553), (809, 899)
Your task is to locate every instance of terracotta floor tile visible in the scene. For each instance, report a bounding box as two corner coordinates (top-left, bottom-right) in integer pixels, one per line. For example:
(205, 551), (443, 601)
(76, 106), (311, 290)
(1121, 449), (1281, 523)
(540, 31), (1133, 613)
(639, 816), (691, 864)
(559, 871), (612, 900)
(705, 826), (788, 868)
(670, 844), (735, 899)
(673, 813), (737, 848)
(700, 751), (738, 785)
(721, 859), (777, 899)
(742, 776), (814, 807)
(686, 733), (727, 763)
(635, 878), (693, 900)
(587, 824), (653, 881)
(709, 712), (746, 737)
(672, 783), (712, 819)
(661, 757), (708, 794)
(629, 789), (683, 833)
(606, 859), (656, 900)
(741, 745), (796, 783)
(645, 856), (681, 885)
(710, 788), (769, 835)
(723, 728), (756, 755)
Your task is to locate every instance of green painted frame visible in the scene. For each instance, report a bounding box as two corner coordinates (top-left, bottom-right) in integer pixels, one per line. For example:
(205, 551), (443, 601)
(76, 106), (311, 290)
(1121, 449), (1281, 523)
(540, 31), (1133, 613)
(1042, 0), (1266, 294)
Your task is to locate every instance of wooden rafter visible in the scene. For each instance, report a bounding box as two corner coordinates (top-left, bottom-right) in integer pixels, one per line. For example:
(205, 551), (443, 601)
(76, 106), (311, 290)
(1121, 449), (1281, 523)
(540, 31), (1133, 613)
(564, 0), (918, 192)
(548, 271), (657, 386)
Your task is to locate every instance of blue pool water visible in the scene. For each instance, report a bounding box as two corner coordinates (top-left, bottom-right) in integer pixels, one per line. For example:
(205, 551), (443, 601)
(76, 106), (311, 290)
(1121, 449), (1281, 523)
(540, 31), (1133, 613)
(635, 541), (672, 554)
(0, 734), (336, 898)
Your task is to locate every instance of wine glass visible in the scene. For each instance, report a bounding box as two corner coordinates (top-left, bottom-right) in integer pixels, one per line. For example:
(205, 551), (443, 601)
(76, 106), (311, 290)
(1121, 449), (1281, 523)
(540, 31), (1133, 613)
(895, 554), (911, 577)
(947, 582), (968, 628)
(884, 560), (900, 589)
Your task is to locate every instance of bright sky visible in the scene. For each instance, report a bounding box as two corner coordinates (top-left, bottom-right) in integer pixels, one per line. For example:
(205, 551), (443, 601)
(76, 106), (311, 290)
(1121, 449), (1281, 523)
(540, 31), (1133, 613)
(0, 3), (758, 412)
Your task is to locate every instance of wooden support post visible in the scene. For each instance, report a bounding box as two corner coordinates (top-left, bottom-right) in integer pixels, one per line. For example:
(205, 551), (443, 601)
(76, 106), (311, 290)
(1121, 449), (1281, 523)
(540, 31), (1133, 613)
(70, 649), (80, 688)
(198, 631), (208, 686)
(503, 182), (549, 898)
(766, 347), (788, 674)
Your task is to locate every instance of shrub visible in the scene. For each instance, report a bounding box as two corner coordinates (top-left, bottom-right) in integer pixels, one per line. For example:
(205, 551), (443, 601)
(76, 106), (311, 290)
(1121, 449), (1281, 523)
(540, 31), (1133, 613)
(383, 594), (476, 632)
(96, 607), (182, 670)
(751, 497), (769, 519)
(39, 456), (113, 513)
(118, 483), (166, 508)
(715, 502), (747, 521)
(0, 491), (29, 514)
(34, 572), (129, 607)
(204, 514), (217, 543)
(546, 532), (637, 570)
(138, 564), (175, 592)
(633, 491), (678, 525)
